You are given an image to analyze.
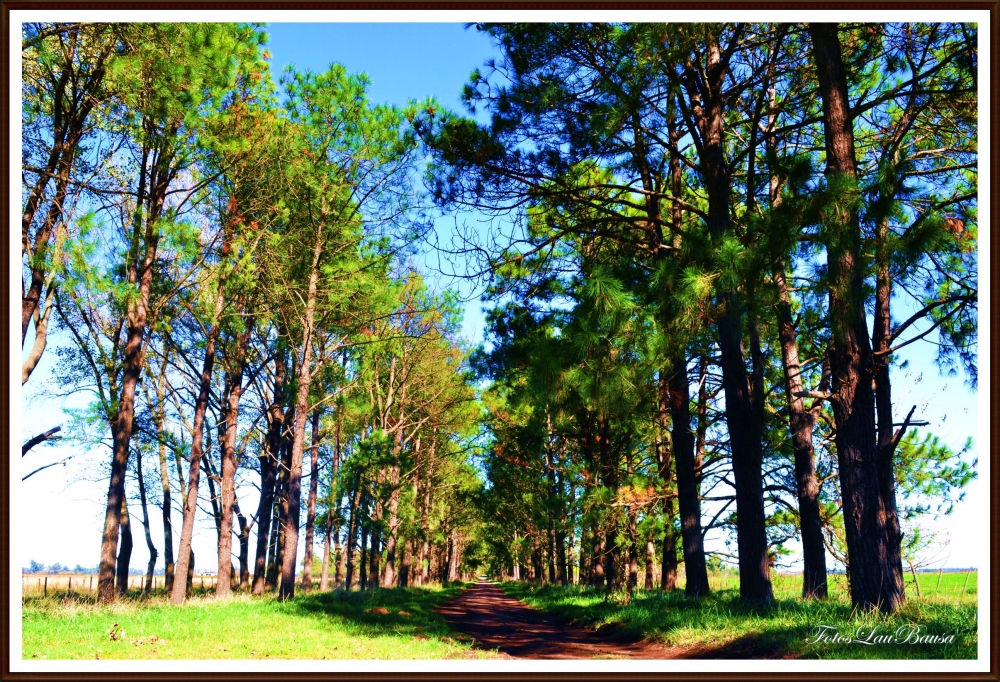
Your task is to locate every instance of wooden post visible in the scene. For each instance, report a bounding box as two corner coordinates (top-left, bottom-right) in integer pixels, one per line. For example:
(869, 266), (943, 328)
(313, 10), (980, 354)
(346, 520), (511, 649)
(961, 569), (972, 599)
(936, 568), (944, 592)
(90, 576), (94, 592)
(44, 576), (47, 597)
(201, 575), (204, 590)
(69, 576), (72, 592)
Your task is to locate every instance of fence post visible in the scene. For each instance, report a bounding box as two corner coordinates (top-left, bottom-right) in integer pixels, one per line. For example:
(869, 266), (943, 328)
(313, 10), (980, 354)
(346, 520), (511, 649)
(90, 576), (93, 592)
(936, 568), (944, 592)
(961, 569), (972, 599)
(69, 576), (72, 592)
(44, 576), (47, 597)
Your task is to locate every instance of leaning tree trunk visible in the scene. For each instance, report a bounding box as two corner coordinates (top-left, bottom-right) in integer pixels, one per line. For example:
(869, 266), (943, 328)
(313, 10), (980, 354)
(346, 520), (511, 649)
(809, 22), (900, 613)
(170, 283), (226, 605)
(136, 449), (158, 595)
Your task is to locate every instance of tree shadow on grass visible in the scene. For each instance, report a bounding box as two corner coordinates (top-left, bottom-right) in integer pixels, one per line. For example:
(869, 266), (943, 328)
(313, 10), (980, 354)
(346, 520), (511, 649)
(287, 585), (469, 643)
(510, 582), (979, 660)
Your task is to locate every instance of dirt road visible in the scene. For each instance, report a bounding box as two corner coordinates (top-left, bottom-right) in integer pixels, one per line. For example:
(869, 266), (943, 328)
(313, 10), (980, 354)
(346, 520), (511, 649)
(436, 580), (677, 659)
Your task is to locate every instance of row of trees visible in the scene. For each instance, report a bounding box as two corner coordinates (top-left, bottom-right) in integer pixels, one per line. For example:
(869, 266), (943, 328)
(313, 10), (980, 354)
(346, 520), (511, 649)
(22, 23), (485, 605)
(418, 23), (977, 612)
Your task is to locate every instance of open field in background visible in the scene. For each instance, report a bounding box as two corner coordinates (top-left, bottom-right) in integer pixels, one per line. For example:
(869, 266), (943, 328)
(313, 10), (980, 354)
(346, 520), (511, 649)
(501, 575), (978, 660)
(21, 570), (978, 601)
(701, 570), (978, 600)
(21, 585), (499, 660)
(21, 573), (221, 598)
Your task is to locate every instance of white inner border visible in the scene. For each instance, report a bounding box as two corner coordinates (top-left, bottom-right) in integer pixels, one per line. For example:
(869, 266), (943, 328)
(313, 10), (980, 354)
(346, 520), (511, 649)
(8, 8), (992, 676)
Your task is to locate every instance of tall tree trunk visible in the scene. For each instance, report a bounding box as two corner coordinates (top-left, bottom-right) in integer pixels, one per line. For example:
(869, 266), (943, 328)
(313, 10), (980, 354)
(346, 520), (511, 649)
(216, 319), (253, 598)
(98, 139), (159, 605)
(655, 415), (680, 592)
(767, 83), (828, 600)
(302, 411), (322, 592)
(645, 539), (655, 592)
(809, 22), (900, 613)
(170, 223), (227, 604)
(252, 352), (285, 594)
(137, 449), (158, 595)
(381, 438), (403, 588)
(185, 550), (194, 598)
(359, 490), (370, 590)
(267, 427), (293, 591)
(555, 464), (568, 586)
(775, 269), (829, 598)
(666, 360), (710, 597)
(320, 512), (333, 591)
(545, 418), (558, 586)
(596, 418), (619, 594)
(873, 221), (907, 600)
(151, 358), (175, 593)
(369, 525), (382, 590)
(345, 474), (362, 590)
(278, 216), (325, 601)
(684, 37), (772, 605)
(234, 500), (251, 589)
(591, 526), (605, 588)
(321, 412), (341, 591)
(115, 497), (133, 597)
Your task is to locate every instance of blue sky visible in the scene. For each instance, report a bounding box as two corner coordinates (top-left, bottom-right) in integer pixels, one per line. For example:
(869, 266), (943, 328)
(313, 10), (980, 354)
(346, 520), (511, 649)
(15, 22), (984, 577)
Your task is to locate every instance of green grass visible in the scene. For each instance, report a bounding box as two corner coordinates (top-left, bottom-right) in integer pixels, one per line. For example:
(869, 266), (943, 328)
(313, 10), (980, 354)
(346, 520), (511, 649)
(21, 584), (501, 660)
(700, 570), (978, 600)
(500, 572), (978, 660)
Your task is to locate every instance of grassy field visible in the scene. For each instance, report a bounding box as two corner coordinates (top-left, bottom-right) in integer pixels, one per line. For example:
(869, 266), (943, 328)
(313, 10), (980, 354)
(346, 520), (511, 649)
(21, 584), (501, 660)
(501, 571), (978, 660)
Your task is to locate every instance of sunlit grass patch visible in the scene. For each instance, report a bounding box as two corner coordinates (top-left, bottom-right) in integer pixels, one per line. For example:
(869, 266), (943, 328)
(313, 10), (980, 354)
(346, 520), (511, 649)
(22, 584), (500, 660)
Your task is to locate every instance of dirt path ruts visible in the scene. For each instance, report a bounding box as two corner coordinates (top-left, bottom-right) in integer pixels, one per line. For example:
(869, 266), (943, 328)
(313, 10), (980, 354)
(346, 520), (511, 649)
(436, 580), (677, 659)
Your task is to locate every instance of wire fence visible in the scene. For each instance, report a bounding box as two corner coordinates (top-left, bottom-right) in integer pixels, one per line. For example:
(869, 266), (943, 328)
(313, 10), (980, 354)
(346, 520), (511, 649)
(21, 573), (220, 599)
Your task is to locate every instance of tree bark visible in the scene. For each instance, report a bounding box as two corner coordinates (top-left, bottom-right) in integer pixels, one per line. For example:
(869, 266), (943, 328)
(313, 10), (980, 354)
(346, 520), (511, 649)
(115, 497), (133, 597)
(666, 359), (710, 597)
(170, 283), (226, 605)
(873, 222), (907, 601)
(278, 215), (325, 600)
(252, 351), (285, 594)
(137, 449), (158, 595)
(151, 358), (175, 593)
(98, 136), (161, 604)
(216, 318), (253, 598)
(234, 500), (251, 589)
(302, 411), (322, 591)
(775, 269), (829, 598)
(345, 473), (362, 590)
(809, 22), (901, 613)
(683, 36), (772, 605)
